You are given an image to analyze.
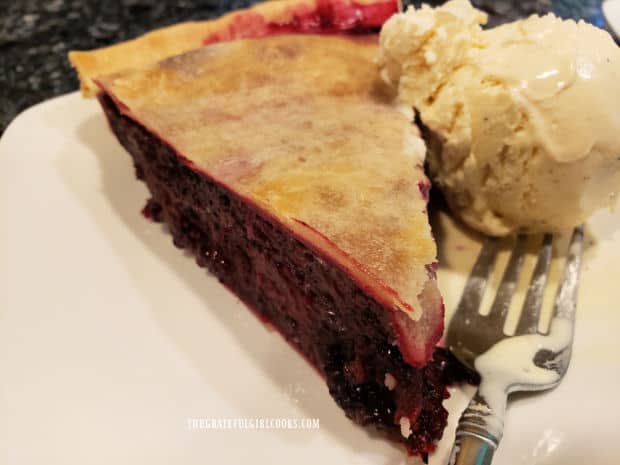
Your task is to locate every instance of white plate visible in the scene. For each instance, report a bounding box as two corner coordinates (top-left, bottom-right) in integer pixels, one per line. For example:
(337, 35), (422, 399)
(603, 0), (620, 38)
(1, 93), (619, 465)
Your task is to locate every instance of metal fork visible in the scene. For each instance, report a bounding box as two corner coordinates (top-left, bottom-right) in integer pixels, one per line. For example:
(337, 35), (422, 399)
(447, 225), (584, 465)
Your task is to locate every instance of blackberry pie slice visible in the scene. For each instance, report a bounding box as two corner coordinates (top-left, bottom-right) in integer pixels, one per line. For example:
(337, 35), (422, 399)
(70, 0), (472, 458)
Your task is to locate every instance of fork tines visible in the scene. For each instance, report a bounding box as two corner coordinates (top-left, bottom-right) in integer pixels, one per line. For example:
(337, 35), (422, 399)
(448, 225), (584, 363)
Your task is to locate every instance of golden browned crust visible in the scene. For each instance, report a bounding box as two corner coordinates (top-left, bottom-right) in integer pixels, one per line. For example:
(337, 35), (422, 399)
(69, 0), (390, 96)
(97, 34), (436, 321)
(70, 21), (213, 97)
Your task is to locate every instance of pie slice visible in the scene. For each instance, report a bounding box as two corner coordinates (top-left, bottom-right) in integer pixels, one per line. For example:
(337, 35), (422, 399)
(71, 0), (473, 458)
(69, 0), (398, 96)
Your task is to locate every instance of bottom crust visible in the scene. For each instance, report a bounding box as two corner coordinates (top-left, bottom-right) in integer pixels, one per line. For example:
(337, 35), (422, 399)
(99, 92), (476, 458)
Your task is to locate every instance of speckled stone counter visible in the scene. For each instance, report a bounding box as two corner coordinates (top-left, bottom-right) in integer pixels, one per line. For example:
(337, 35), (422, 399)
(0, 0), (609, 134)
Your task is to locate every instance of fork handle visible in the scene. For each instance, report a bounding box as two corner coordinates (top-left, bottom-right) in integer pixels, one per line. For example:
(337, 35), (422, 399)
(449, 391), (505, 465)
(450, 433), (497, 465)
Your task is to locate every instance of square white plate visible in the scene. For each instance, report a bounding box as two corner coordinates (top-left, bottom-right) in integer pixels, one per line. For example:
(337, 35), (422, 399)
(1, 93), (619, 465)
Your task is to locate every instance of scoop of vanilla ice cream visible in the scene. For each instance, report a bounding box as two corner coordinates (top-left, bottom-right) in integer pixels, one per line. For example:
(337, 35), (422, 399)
(379, 0), (620, 235)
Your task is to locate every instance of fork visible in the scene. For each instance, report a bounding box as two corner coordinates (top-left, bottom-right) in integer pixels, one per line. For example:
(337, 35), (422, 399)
(447, 225), (584, 465)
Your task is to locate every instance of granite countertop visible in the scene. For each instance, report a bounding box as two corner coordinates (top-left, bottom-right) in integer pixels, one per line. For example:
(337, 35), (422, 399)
(0, 0), (609, 135)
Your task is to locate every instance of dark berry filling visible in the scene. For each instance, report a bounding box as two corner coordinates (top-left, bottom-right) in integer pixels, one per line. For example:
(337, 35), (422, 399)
(202, 0), (397, 45)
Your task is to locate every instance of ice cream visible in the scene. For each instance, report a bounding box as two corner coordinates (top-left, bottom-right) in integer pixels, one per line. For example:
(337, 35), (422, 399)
(379, 0), (620, 236)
